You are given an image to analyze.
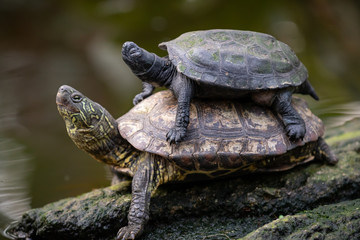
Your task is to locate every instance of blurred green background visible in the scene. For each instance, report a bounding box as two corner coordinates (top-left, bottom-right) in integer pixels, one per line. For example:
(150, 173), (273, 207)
(1, 0), (360, 236)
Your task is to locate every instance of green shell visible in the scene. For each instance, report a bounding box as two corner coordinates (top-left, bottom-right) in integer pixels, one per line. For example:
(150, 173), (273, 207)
(159, 30), (307, 90)
(118, 91), (324, 172)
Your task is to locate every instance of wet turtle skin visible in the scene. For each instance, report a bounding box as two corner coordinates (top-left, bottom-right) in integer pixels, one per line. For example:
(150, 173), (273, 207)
(122, 29), (319, 144)
(56, 86), (337, 240)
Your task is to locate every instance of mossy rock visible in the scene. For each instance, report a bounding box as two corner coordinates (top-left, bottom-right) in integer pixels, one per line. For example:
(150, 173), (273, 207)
(241, 199), (360, 240)
(7, 118), (360, 240)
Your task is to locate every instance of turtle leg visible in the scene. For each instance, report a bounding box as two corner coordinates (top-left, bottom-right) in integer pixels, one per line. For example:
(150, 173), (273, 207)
(166, 75), (194, 144)
(116, 153), (158, 240)
(315, 137), (338, 165)
(133, 82), (155, 105)
(272, 90), (306, 141)
(122, 42), (155, 75)
(109, 166), (132, 185)
(122, 41), (176, 88)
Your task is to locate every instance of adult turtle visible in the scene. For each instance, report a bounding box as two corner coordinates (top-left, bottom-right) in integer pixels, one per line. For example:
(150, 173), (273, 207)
(122, 29), (319, 144)
(56, 85), (336, 240)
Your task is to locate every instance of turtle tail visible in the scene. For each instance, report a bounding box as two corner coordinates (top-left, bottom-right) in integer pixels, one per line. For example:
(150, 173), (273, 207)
(298, 79), (319, 101)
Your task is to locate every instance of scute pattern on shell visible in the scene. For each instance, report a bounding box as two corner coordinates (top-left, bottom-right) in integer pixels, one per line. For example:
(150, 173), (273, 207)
(158, 29), (307, 90)
(118, 91), (324, 171)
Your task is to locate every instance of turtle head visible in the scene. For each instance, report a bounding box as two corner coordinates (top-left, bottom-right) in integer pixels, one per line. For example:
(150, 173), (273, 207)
(56, 85), (123, 164)
(56, 85), (103, 130)
(122, 41), (156, 76)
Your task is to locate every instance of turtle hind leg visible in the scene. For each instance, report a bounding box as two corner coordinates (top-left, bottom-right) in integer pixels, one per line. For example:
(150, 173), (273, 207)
(315, 137), (338, 165)
(271, 90), (306, 141)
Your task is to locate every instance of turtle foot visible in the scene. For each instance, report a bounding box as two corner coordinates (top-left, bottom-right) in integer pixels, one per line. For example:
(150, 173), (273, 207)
(286, 123), (305, 141)
(166, 127), (186, 144)
(122, 42), (142, 59)
(117, 225), (142, 240)
(133, 93), (145, 105)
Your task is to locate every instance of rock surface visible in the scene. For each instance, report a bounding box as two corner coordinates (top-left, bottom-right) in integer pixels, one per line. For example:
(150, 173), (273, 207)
(241, 198), (360, 240)
(7, 118), (360, 240)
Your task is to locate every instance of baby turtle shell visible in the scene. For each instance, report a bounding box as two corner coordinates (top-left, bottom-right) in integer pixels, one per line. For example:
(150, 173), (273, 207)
(159, 29), (307, 90)
(118, 90), (324, 172)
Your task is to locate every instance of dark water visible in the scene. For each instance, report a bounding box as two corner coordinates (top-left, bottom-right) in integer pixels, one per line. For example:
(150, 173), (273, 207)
(1, 0), (360, 238)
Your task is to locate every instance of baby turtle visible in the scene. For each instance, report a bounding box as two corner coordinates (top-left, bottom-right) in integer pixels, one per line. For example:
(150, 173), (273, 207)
(56, 85), (336, 240)
(122, 29), (319, 144)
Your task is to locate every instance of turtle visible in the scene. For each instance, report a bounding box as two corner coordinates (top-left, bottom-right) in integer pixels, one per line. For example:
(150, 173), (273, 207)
(56, 85), (337, 240)
(122, 29), (320, 144)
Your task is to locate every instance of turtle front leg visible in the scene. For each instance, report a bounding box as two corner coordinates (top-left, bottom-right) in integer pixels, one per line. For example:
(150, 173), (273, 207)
(133, 82), (154, 105)
(166, 76), (194, 144)
(272, 90), (306, 141)
(117, 154), (157, 240)
(166, 102), (190, 144)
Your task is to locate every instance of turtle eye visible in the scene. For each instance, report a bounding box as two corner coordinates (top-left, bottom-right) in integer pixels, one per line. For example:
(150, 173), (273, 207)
(71, 94), (82, 103)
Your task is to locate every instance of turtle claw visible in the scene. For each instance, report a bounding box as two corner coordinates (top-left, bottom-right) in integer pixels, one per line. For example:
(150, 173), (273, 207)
(117, 225), (141, 240)
(286, 124), (305, 141)
(133, 93), (144, 105)
(166, 127), (186, 144)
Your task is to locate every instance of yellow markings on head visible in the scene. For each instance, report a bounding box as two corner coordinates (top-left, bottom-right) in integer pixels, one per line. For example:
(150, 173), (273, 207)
(79, 110), (88, 125)
(98, 124), (105, 135)
(85, 101), (97, 115)
(69, 127), (77, 135)
(71, 116), (77, 125)
(81, 100), (92, 112)
(89, 101), (95, 112)
(105, 115), (115, 129)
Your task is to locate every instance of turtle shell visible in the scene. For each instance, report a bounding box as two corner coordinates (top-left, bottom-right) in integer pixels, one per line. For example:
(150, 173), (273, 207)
(118, 91), (324, 173)
(159, 29), (307, 90)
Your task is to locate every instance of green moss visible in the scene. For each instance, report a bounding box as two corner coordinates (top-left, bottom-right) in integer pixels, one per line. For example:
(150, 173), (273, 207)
(176, 35), (204, 49)
(177, 62), (186, 72)
(212, 51), (220, 62)
(107, 181), (131, 192)
(305, 150), (359, 184)
(209, 32), (231, 42)
(257, 199), (360, 239)
(189, 68), (202, 78)
(226, 54), (245, 65)
(234, 32), (253, 44)
(326, 130), (360, 145)
(254, 61), (272, 74)
(256, 35), (276, 50)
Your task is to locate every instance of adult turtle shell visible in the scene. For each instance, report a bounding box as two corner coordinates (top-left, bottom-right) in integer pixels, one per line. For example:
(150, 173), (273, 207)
(158, 29), (306, 90)
(119, 90), (329, 175)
